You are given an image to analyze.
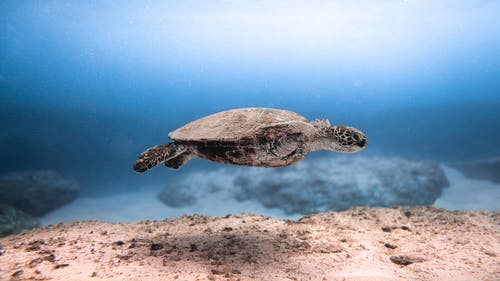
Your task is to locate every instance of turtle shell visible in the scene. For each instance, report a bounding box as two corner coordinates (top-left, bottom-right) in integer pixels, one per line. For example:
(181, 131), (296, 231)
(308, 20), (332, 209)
(169, 108), (308, 142)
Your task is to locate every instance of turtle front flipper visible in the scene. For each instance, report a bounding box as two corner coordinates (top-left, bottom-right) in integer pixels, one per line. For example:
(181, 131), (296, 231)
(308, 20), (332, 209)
(133, 143), (187, 173)
(310, 118), (330, 128)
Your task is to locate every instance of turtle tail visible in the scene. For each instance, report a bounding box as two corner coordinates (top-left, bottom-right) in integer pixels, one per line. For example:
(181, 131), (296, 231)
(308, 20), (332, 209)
(133, 143), (185, 173)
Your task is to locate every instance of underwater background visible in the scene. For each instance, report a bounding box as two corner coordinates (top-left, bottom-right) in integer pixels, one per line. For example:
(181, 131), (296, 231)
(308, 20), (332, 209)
(1, 1), (499, 228)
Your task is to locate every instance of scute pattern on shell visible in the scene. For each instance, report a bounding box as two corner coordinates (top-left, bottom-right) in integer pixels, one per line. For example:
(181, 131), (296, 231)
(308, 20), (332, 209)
(168, 108), (308, 142)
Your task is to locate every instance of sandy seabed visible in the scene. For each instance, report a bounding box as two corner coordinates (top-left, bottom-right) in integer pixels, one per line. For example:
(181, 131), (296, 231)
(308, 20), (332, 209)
(1, 207), (499, 281)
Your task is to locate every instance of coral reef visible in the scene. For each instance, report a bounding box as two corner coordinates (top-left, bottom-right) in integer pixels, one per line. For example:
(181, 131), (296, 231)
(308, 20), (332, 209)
(159, 157), (449, 215)
(0, 170), (79, 216)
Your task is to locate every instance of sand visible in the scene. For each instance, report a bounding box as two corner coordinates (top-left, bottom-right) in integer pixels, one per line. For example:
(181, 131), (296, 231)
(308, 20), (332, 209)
(1, 206), (499, 281)
(434, 166), (500, 211)
(40, 184), (295, 226)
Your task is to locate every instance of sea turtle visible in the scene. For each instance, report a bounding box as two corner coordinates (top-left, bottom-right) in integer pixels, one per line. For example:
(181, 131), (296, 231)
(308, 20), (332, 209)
(133, 108), (367, 172)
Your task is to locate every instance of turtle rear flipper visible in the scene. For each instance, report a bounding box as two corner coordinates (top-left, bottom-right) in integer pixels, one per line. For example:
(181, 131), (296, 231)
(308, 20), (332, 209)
(133, 143), (186, 173)
(164, 152), (193, 170)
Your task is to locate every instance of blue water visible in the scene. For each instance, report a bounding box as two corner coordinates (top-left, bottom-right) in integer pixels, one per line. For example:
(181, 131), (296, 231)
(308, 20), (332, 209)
(1, 1), (500, 197)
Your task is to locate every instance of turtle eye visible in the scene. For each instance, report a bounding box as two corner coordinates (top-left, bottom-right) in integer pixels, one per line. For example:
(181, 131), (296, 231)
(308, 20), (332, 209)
(352, 133), (360, 141)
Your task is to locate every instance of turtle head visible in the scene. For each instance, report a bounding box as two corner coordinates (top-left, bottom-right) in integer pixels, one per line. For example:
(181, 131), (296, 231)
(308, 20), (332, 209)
(318, 126), (367, 153)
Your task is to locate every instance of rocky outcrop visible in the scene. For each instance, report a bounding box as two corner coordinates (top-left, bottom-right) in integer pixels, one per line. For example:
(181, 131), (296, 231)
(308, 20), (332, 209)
(0, 170), (79, 216)
(0, 204), (39, 237)
(450, 157), (500, 184)
(158, 157), (449, 215)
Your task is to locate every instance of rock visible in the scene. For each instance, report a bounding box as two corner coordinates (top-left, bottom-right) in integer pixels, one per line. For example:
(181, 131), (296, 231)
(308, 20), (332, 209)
(0, 204), (39, 237)
(158, 157), (449, 215)
(390, 255), (425, 265)
(235, 157), (448, 214)
(158, 169), (234, 207)
(450, 157), (500, 184)
(0, 170), (79, 216)
(233, 157), (449, 214)
(157, 185), (197, 208)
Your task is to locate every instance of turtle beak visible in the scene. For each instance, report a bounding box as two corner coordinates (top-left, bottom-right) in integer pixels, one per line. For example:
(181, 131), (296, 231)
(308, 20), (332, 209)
(356, 137), (367, 148)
